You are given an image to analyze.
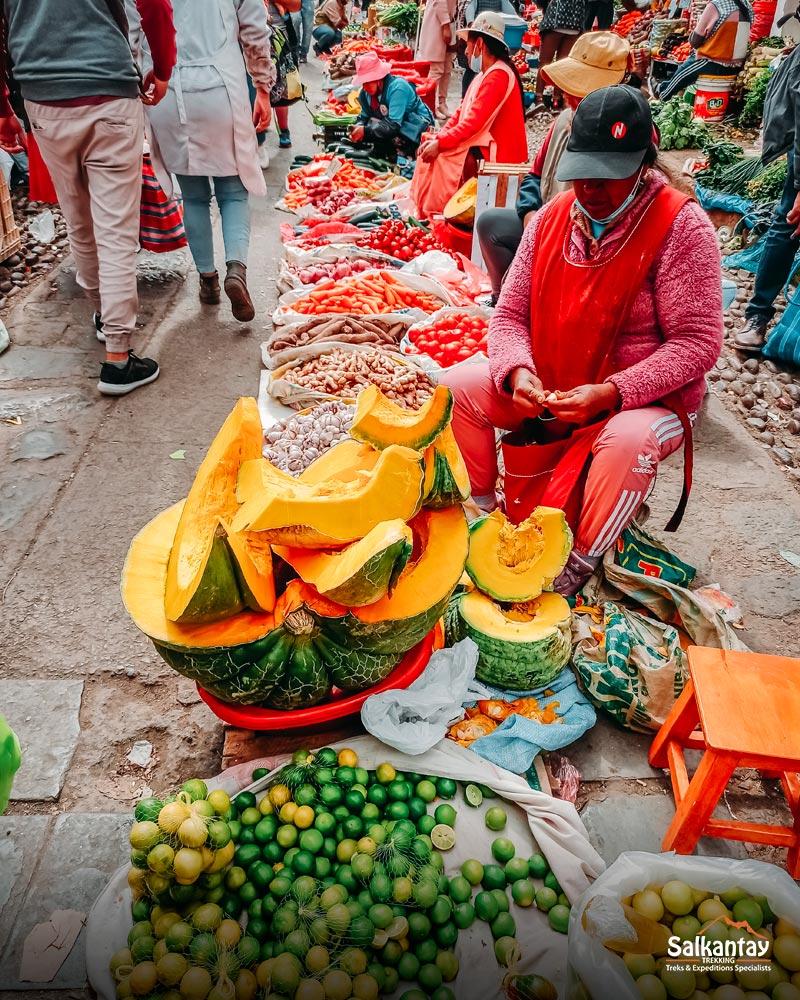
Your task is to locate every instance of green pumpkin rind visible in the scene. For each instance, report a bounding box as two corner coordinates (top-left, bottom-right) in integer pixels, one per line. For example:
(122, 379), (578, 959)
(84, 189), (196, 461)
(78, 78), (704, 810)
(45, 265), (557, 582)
(320, 536), (413, 606)
(315, 634), (402, 691)
(321, 589), (454, 655)
(422, 443), (471, 510)
(266, 637), (331, 710)
(173, 529), (245, 624)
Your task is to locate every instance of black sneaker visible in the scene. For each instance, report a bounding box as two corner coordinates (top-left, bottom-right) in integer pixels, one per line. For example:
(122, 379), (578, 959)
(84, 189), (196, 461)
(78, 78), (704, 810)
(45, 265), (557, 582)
(93, 312), (106, 343)
(97, 352), (160, 396)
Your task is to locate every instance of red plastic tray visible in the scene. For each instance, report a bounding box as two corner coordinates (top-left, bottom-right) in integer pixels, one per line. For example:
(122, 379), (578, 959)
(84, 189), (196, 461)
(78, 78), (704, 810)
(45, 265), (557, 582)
(197, 629), (434, 731)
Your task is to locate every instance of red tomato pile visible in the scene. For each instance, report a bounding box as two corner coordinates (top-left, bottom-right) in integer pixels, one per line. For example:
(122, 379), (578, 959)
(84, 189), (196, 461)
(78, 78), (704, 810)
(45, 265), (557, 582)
(408, 312), (489, 368)
(358, 219), (447, 262)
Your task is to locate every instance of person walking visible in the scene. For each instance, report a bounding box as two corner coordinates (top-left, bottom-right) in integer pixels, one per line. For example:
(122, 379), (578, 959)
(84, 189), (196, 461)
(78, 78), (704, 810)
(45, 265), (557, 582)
(267, 0), (302, 149)
(0, 0), (177, 396)
(296, 0), (315, 62)
(418, 0), (457, 119)
(130, 0), (275, 324)
(734, 43), (800, 353)
(533, 0), (589, 111)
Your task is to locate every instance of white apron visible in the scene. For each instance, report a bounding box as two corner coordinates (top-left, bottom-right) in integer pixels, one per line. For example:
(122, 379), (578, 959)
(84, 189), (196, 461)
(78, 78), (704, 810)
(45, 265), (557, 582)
(130, 0), (271, 197)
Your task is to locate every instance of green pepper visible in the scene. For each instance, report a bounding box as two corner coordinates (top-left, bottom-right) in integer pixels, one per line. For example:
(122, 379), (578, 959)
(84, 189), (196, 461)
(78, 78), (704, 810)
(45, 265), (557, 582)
(0, 714), (21, 814)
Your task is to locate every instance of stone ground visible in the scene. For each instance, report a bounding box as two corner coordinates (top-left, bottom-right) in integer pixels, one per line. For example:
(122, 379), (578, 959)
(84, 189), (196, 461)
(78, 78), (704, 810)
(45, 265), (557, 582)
(2, 61), (800, 996)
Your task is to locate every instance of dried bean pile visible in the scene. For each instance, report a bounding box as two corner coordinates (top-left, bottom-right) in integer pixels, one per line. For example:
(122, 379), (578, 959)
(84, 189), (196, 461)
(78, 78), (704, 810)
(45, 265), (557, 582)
(269, 316), (406, 356)
(263, 400), (354, 473)
(283, 348), (433, 408)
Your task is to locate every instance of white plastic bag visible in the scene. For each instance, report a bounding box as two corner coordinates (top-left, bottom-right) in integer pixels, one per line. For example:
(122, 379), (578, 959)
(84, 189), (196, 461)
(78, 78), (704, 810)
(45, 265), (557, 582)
(568, 851), (800, 1000)
(360, 638), (478, 755)
(28, 209), (55, 244)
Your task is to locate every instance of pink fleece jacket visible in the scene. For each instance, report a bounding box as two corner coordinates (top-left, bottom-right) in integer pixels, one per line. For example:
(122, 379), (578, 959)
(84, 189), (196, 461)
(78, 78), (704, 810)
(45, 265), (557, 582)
(488, 172), (724, 415)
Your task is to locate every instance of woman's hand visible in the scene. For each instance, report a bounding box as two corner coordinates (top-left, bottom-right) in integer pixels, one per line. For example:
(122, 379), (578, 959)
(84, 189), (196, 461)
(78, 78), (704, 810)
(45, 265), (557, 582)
(509, 368), (546, 418)
(350, 125), (365, 142)
(253, 88), (272, 131)
(140, 70), (170, 107)
(546, 382), (620, 423)
(441, 24), (453, 44)
(0, 114), (26, 153)
(419, 138), (440, 162)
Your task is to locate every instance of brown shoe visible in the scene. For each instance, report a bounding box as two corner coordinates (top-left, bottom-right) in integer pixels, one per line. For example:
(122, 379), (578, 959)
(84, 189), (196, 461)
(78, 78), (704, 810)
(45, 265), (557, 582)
(732, 316), (768, 354)
(199, 272), (220, 304)
(224, 261), (255, 322)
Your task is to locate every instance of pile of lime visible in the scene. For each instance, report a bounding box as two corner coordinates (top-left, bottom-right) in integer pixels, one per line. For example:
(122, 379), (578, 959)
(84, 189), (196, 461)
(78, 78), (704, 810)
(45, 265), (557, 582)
(112, 747), (567, 1000)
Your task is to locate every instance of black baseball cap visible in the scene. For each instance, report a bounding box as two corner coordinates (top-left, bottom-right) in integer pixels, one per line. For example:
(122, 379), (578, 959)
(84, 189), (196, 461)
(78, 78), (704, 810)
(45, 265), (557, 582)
(557, 85), (653, 182)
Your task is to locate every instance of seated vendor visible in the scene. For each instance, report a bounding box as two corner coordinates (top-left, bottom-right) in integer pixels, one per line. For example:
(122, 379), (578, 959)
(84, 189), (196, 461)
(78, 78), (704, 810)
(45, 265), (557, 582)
(441, 86), (723, 595)
(477, 31), (632, 302)
(410, 11), (527, 220)
(658, 0), (752, 101)
(348, 53), (436, 163)
(312, 0), (347, 55)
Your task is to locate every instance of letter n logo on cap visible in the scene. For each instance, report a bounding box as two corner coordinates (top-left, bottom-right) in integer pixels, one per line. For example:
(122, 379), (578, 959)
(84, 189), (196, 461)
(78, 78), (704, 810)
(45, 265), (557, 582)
(611, 121), (627, 140)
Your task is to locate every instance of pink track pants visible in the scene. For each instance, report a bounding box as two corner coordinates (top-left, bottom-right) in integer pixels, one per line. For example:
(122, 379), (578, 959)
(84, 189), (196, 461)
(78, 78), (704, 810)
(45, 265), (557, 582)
(441, 362), (689, 557)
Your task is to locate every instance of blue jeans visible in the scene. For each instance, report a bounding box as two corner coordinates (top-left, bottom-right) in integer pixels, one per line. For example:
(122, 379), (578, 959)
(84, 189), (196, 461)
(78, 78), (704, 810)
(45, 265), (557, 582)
(298, 0), (314, 57)
(312, 24), (341, 53)
(748, 152), (800, 321)
(176, 174), (250, 274)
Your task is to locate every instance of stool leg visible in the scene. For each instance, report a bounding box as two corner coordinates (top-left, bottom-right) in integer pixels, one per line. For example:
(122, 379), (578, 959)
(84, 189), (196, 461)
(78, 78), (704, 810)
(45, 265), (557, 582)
(662, 750), (737, 855)
(649, 680), (699, 769)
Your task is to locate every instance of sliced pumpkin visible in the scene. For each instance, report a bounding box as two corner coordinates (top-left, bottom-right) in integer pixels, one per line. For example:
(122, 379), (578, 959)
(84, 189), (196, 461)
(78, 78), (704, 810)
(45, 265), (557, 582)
(350, 383), (453, 451)
(448, 590), (572, 690)
(423, 424), (471, 509)
(164, 398), (273, 623)
(222, 525), (276, 613)
(321, 505), (469, 653)
(444, 177), (478, 227)
(299, 439), (381, 485)
(232, 445), (425, 547)
(466, 507), (573, 603)
(273, 519), (413, 606)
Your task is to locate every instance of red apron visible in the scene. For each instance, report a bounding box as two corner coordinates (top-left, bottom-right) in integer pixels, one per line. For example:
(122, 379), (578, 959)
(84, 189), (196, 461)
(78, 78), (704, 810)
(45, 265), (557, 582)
(502, 186), (693, 532)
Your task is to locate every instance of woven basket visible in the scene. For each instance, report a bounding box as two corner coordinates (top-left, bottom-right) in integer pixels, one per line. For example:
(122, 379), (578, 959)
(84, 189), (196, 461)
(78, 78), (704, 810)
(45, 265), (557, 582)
(0, 171), (21, 262)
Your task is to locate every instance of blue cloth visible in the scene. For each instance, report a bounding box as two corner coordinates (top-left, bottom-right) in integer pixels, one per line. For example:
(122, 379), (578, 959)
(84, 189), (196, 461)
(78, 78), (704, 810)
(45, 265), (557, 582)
(694, 182), (755, 219)
(466, 669), (596, 775)
(176, 174), (250, 274)
(357, 74), (435, 146)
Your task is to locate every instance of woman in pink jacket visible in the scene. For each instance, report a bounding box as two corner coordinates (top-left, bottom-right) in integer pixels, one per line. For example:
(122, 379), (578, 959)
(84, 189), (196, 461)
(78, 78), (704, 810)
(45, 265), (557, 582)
(441, 86), (723, 595)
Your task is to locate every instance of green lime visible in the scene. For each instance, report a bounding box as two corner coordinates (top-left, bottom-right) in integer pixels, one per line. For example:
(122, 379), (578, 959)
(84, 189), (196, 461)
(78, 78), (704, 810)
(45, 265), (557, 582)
(544, 871), (562, 895)
(384, 968), (400, 993)
(453, 902), (475, 929)
(430, 896), (453, 926)
(263, 840), (283, 864)
(227, 819), (242, 842)
(491, 838), (515, 864)
(240, 806), (261, 827)
(315, 766), (335, 786)
(413, 879), (439, 908)
(430, 825), (455, 851)
(434, 921), (458, 948)
(316, 747), (338, 766)
(431, 989), (456, 1000)
(381, 940), (403, 967)
(235, 791), (256, 812)
(346, 789), (366, 812)
(490, 889), (509, 913)
(408, 911), (431, 942)
(435, 778), (457, 799)
(408, 797), (428, 821)
(505, 858), (530, 884)
(336, 766), (356, 788)
(299, 828), (324, 854)
(235, 844), (260, 869)
(485, 807), (507, 831)
(270, 875), (293, 899)
(417, 814), (436, 836)
(367, 784), (387, 807)
(292, 852), (316, 879)
(464, 784), (483, 807)
(254, 816), (277, 844)
(237, 935), (261, 966)
(295, 783), (317, 806)
(435, 950), (458, 983)
(494, 935), (518, 966)
(416, 780), (437, 803)
(342, 815), (364, 840)
(246, 917), (269, 942)
(415, 939), (438, 964)
(320, 783), (344, 807)
(418, 963), (443, 994)
(461, 859), (484, 886)
(448, 876), (472, 904)
(475, 891), (499, 923)
(732, 897), (764, 931)
(355, 767), (369, 786)
(248, 861), (273, 892)
(535, 887), (558, 912)
(251, 767), (268, 781)
(511, 879), (536, 907)
(548, 903), (570, 934)
(527, 853), (549, 879)
(387, 780), (409, 802)
(277, 825), (298, 849)
(491, 912), (516, 940)
(386, 801), (410, 820)
(481, 865), (506, 891)
(397, 952), (421, 982)
(361, 803), (380, 823)
(434, 804), (457, 828)
(352, 853), (375, 881)
(134, 797), (163, 823)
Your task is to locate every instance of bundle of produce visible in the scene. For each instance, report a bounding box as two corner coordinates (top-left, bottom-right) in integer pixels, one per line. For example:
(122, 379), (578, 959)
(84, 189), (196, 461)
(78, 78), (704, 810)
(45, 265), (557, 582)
(283, 182), (359, 215)
(671, 41), (692, 61)
(267, 315), (408, 366)
(263, 401), (355, 473)
(695, 141), (766, 195)
(356, 218), (448, 262)
(656, 28), (689, 59)
(277, 256), (375, 294)
(748, 156), (788, 201)
(312, 108), (359, 127)
(739, 65), (772, 127)
(445, 508), (574, 689)
(329, 51), (358, 79)
(611, 10), (643, 36)
(122, 390), (472, 706)
(279, 270), (449, 317)
(271, 345), (435, 410)
(376, 1), (420, 37)
(112, 746), (564, 1000)
(626, 8), (656, 44)
(652, 98), (710, 150)
(406, 308), (489, 369)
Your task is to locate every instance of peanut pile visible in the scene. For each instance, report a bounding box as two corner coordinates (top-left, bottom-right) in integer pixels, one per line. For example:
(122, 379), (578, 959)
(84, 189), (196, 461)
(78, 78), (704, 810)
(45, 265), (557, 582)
(263, 401), (354, 473)
(283, 348), (433, 408)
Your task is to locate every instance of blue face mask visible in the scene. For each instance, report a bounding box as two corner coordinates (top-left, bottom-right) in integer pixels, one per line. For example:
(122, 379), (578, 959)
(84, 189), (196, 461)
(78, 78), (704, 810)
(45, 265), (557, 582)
(574, 167), (645, 238)
(469, 53), (482, 73)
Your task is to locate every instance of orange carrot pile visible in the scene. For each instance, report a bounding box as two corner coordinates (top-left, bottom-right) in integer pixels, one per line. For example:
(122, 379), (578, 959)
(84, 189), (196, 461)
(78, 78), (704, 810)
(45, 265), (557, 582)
(289, 270), (444, 316)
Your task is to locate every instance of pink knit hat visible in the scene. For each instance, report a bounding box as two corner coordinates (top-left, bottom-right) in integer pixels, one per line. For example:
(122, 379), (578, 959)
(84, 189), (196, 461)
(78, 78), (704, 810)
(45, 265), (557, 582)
(352, 52), (393, 86)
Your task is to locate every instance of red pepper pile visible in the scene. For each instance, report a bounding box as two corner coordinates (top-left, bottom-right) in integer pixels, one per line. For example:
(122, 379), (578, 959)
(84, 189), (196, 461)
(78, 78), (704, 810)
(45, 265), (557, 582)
(408, 312), (489, 368)
(358, 219), (446, 262)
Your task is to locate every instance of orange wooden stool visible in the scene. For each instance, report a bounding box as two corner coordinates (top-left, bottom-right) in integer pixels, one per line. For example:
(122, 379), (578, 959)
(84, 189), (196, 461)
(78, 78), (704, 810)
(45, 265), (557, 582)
(649, 645), (800, 875)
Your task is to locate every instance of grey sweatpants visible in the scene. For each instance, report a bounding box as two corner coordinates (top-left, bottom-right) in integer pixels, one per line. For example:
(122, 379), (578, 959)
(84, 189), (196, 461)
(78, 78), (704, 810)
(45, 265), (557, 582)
(476, 207), (524, 300)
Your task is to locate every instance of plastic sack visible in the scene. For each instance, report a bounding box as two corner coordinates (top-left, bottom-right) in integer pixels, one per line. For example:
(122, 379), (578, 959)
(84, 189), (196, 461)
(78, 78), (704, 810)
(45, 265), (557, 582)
(266, 341), (433, 409)
(723, 235), (769, 273)
(86, 735), (606, 1000)
(694, 181), (754, 218)
(400, 249), (461, 277)
(360, 638), (479, 754)
(28, 209), (55, 244)
(263, 314), (410, 369)
(567, 851), (800, 1000)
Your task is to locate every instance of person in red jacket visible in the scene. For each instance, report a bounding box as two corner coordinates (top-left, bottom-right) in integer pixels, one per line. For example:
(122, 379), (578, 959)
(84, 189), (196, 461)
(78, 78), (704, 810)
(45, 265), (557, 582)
(0, 0), (176, 396)
(410, 12), (526, 220)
